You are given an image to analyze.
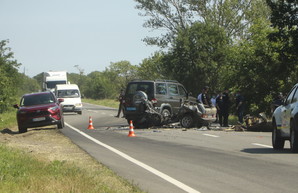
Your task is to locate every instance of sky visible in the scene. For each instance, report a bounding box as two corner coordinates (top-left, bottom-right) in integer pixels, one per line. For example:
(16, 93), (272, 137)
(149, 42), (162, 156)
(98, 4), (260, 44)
(0, 0), (160, 77)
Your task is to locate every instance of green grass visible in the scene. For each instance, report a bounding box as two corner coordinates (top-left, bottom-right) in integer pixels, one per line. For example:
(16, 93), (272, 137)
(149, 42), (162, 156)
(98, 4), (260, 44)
(228, 115), (239, 125)
(82, 98), (119, 109)
(0, 110), (17, 130)
(0, 145), (143, 193)
(0, 100), (144, 193)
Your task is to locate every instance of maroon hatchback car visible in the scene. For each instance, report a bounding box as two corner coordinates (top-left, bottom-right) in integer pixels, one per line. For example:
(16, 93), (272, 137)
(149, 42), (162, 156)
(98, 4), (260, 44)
(14, 91), (64, 133)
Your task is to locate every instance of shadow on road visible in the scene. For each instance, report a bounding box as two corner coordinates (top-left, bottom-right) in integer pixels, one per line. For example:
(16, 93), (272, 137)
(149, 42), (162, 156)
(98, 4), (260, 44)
(241, 148), (292, 154)
(1, 128), (19, 135)
(1, 127), (57, 135)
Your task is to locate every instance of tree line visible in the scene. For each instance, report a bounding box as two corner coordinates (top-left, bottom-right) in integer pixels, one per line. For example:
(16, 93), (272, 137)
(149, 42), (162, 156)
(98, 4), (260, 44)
(1, 0), (297, 116)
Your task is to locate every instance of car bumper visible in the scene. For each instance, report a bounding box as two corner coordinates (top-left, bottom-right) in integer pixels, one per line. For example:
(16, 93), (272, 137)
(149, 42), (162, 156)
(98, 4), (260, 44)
(18, 116), (61, 129)
(62, 105), (82, 112)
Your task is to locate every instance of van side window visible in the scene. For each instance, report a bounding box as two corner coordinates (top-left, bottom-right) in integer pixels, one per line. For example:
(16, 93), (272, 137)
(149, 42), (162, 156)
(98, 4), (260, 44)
(156, 83), (167, 95)
(178, 85), (187, 96)
(168, 84), (178, 96)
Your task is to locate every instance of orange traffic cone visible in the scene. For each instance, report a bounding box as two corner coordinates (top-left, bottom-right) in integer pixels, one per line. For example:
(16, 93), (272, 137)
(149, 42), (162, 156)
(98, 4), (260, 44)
(87, 116), (95, 130)
(128, 120), (136, 137)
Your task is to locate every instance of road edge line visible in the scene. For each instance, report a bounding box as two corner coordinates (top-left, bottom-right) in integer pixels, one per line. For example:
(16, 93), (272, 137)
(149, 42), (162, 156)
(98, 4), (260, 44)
(65, 122), (201, 193)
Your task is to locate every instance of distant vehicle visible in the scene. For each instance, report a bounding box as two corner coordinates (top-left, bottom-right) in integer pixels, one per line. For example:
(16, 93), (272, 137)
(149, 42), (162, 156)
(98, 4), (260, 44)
(13, 91), (64, 133)
(123, 80), (198, 128)
(43, 71), (68, 92)
(55, 84), (83, 114)
(272, 83), (298, 152)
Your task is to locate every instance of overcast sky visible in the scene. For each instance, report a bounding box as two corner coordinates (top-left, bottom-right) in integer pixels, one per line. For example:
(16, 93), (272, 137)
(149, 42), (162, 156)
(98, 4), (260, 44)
(0, 0), (160, 77)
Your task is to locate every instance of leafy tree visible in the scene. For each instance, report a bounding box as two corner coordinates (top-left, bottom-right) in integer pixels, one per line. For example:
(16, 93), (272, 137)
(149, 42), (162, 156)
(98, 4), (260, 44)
(223, 17), (282, 115)
(188, 0), (270, 40)
(135, 0), (193, 47)
(161, 22), (229, 95)
(135, 0), (270, 47)
(137, 52), (167, 80)
(0, 40), (21, 112)
(106, 61), (138, 88)
(267, 0), (298, 84)
(33, 72), (44, 89)
(18, 73), (41, 94)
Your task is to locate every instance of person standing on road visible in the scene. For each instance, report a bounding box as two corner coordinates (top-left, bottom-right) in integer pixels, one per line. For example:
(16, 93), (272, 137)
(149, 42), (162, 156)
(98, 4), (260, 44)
(197, 86), (211, 107)
(235, 91), (244, 124)
(115, 89), (125, 118)
(222, 88), (231, 127)
(271, 92), (284, 113)
(216, 92), (224, 126)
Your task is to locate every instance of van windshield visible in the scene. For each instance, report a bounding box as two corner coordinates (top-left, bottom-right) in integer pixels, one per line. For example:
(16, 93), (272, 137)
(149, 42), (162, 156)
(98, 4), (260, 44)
(57, 90), (80, 98)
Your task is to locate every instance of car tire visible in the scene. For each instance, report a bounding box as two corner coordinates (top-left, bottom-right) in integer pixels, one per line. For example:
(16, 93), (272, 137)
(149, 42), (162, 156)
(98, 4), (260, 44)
(161, 108), (171, 124)
(290, 119), (298, 153)
(78, 111), (82, 115)
(18, 126), (27, 133)
(57, 117), (64, 129)
(150, 113), (162, 126)
(272, 120), (285, 150)
(180, 114), (194, 128)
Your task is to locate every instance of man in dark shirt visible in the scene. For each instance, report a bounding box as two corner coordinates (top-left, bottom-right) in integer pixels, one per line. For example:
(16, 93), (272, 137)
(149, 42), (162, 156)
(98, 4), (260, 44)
(115, 89), (125, 118)
(235, 91), (244, 124)
(222, 89), (230, 127)
(216, 88), (230, 127)
(216, 93), (224, 127)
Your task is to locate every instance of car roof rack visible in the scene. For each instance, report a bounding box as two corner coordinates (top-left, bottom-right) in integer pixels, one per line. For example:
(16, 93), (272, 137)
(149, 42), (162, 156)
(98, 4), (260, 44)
(130, 79), (178, 83)
(155, 80), (178, 83)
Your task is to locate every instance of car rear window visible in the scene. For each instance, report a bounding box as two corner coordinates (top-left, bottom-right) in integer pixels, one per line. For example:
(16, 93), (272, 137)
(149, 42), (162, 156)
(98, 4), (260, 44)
(126, 82), (154, 99)
(21, 93), (55, 106)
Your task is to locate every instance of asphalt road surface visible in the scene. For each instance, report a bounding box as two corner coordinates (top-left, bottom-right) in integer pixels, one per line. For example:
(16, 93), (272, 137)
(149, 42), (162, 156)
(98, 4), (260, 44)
(61, 102), (298, 193)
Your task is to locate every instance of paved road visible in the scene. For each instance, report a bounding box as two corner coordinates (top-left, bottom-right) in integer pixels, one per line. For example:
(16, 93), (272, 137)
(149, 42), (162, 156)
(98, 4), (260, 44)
(61, 103), (298, 193)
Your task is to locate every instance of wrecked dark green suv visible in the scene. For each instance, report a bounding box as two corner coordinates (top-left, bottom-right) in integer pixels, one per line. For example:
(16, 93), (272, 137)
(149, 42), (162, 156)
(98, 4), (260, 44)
(123, 80), (196, 128)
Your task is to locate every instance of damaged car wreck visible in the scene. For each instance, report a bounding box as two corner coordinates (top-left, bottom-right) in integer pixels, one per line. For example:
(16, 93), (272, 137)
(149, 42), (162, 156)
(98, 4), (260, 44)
(122, 80), (216, 128)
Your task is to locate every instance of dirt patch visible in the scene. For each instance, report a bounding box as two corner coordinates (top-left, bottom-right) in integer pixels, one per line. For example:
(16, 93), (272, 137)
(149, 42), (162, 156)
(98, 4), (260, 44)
(0, 126), (101, 168)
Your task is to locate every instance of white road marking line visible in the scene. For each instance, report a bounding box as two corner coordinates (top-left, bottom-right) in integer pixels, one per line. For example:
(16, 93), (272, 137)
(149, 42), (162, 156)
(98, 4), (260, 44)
(65, 122), (201, 193)
(252, 143), (272, 148)
(203, 134), (219, 138)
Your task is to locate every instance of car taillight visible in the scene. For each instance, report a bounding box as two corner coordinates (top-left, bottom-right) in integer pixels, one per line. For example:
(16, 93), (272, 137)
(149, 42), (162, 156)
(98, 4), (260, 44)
(151, 98), (158, 104)
(201, 114), (208, 118)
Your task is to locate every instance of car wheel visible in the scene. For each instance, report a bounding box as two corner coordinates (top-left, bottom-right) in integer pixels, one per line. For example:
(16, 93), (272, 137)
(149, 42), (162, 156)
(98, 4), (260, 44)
(161, 109), (171, 124)
(78, 111), (82, 115)
(57, 117), (64, 129)
(272, 120), (285, 150)
(18, 126), (27, 133)
(180, 114), (194, 128)
(150, 113), (162, 126)
(290, 120), (298, 153)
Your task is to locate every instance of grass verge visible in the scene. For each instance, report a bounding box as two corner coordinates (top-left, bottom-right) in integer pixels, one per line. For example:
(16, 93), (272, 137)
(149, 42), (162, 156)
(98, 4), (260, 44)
(0, 101), (144, 193)
(0, 110), (16, 130)
(82, 98), (119, 109)
(0, 145), (142, 193)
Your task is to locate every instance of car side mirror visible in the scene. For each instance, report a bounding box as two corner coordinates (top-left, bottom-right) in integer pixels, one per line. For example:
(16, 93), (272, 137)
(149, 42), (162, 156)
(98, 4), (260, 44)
(58, 98), (64, 103)
(13, 104), (19, 109)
